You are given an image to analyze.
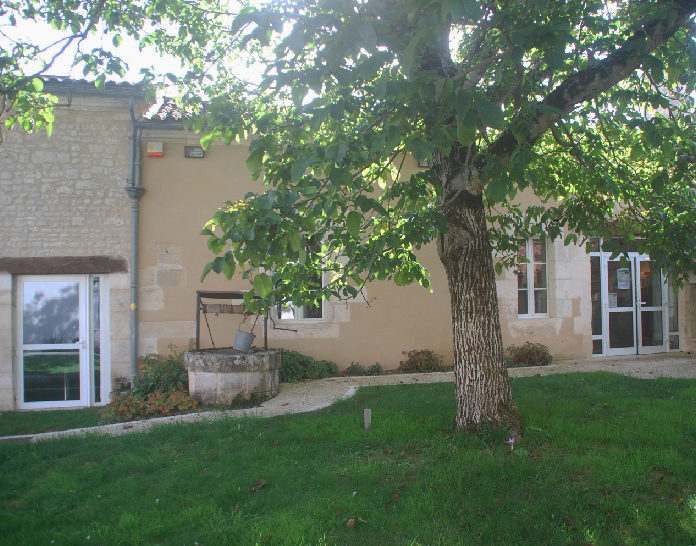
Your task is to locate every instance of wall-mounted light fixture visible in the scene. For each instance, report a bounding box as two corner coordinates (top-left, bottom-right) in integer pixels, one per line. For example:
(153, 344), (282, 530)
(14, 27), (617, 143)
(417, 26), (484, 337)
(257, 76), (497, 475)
(184, 146), (205, 159)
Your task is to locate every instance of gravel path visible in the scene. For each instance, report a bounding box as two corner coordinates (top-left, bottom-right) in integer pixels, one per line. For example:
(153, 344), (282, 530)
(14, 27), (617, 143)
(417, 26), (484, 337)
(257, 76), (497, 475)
(3, 352), (695, 444)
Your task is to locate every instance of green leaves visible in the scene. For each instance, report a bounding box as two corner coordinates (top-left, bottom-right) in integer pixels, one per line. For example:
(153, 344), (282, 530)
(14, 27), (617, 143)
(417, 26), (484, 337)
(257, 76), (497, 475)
(457, 114), (477, 146)
(346, 211), (362, 238)
(291, 154), (317, 181)
(253, 273), (273, 299)
(474, 96), (504, 131)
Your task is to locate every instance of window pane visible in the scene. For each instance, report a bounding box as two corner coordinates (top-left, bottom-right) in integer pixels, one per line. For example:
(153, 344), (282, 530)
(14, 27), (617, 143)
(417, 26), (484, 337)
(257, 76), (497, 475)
(534, 289), (547, 314)
(669, 334), (680, 350)
(534, 264), (547, 289)
(641, 311), (663, 347)
(592, 339), (603, 355)
(517, 263), (527, 289)
(24, 349), (80, 402)
(23, 281), (80, 344)
(277, 304), (295, 320)
(609, 312), (634, 349)
(533, 238), (546, 264)
(668, 274), (679, 333)
(639, 261), (662, 307)
(591, 257), (602, 336)
(608, 261), (633, 308)
(518, 290), (529, 315)
(303, 303), (323, 319)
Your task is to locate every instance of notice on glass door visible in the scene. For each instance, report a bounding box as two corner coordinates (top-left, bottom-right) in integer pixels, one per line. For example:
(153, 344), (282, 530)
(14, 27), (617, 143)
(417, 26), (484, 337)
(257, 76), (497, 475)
(617, 268), (631, 290)
(608, 292), (618, 308)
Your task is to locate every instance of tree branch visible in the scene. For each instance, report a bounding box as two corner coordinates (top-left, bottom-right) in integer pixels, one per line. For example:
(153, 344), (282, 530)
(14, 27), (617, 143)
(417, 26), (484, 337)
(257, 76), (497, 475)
(476, 0), (696, 170)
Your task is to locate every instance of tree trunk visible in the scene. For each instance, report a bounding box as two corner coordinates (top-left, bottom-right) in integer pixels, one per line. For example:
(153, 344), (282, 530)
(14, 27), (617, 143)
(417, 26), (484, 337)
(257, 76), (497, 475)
(437, 190), (521, 435)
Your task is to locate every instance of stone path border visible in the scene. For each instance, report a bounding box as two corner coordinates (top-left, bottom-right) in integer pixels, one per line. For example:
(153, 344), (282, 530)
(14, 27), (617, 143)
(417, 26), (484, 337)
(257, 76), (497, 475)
(2, 352), (694, 444)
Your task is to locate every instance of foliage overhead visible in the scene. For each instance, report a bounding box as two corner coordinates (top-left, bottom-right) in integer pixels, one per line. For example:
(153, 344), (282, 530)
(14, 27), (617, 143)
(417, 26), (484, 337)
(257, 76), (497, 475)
(2, 0), (696, 313)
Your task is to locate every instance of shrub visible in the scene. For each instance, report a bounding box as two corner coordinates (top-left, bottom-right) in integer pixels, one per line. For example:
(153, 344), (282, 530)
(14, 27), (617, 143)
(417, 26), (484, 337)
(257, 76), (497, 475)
(102, 388), (198, 423)
(279, 349), (340, 383)
(133, 342), (191, 397)
(507, 342), (553, 367)
(101, 342), (197, 423)
(343, 362), (383, 376)
(399, 350), (446, 373)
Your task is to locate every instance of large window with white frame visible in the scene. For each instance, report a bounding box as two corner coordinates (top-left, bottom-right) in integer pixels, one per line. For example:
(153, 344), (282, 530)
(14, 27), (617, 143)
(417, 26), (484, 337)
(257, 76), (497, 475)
(274, 273), (324, 321)
(517, 237), (548, 316)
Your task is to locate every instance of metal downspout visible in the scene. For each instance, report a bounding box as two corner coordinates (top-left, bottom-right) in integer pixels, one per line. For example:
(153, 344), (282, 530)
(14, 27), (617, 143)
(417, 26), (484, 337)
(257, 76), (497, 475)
(125, 98), (145, 381)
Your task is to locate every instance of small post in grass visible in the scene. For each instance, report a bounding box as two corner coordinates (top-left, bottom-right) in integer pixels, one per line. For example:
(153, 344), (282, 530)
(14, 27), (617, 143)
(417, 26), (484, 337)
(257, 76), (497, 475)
(364, 408), (371, 430)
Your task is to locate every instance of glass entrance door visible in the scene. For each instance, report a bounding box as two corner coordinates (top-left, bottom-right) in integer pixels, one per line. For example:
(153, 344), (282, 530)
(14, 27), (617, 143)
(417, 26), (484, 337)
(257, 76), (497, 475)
(604, 258), (637, 356)
(18, 276), (90, 408)
(599, 255), (668, 357)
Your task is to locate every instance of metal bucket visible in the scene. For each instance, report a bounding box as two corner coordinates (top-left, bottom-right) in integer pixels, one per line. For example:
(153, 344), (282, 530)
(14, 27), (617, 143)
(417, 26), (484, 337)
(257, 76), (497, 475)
(233, 329), (256, 353)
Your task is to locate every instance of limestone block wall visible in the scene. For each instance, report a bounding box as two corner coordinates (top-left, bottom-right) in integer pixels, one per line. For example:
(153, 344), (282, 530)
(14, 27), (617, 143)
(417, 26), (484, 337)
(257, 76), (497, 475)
(0, 95), (138, 406)
(498, 236), (592, 360)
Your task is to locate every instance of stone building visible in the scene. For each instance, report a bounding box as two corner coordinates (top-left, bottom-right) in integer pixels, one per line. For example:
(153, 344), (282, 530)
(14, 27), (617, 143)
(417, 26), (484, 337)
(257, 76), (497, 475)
(0, 78), (694, 411)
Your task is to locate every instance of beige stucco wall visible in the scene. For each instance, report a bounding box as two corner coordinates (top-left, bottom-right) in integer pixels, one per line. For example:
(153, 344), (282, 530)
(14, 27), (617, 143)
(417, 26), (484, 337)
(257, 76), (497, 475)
(135, 131), (605, 368)
(0, 95), (139, 408)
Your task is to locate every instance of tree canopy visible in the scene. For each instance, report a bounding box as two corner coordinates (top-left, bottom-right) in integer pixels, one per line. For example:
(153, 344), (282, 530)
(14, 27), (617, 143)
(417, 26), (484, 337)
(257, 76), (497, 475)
(3, 0), (696, 431)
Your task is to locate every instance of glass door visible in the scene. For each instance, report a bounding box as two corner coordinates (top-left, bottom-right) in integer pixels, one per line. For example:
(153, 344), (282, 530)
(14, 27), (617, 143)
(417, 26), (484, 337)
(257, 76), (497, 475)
(635, 258), (668, 354)
(18, 276), (90, 408)
(603, 258), (637, 356)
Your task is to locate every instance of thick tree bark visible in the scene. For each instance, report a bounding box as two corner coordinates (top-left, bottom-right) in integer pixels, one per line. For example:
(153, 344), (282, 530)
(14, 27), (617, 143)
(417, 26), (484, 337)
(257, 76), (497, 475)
(437, 186), (521, 435)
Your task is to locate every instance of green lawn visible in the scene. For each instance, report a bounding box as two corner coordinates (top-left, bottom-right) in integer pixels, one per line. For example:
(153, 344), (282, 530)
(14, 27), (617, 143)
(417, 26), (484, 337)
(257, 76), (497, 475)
(0, 406), (103, 437)
(1, 373), (695, 545)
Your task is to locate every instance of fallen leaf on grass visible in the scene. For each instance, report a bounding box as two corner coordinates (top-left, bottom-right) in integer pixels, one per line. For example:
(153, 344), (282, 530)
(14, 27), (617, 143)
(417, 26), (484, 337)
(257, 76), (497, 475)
(234, 503), (240, 512)
(391, 493), (400, 503)
(249, 479), (267, 493)
(607, 509), (615, 519)
(335, 510), (342, 516)
(395, 483), (406, 489)
(273, 440), (281, 445)
(583, 542), (595, 546)
(202, 468), (209, 473)
(261, 535), (272, 542)
(493, 498), (501, 504)
(457, 510), (463, 516)
(475, 533), (483, 541)
(347, 519), (355, 529)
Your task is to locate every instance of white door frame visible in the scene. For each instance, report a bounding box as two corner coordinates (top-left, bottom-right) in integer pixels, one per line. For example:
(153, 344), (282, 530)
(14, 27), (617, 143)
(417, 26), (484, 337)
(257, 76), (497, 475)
(16, 275), (91, 409)
(600, 254), (668, 357)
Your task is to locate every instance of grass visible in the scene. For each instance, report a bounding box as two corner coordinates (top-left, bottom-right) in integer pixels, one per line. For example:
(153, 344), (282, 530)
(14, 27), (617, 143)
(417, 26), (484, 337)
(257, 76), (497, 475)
(0, 407), (103, 437)
(1, 373), (696, 545)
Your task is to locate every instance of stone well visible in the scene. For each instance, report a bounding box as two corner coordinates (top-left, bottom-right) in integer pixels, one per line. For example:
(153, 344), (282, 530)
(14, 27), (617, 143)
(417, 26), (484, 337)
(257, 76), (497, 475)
(184, 348), (280, 405)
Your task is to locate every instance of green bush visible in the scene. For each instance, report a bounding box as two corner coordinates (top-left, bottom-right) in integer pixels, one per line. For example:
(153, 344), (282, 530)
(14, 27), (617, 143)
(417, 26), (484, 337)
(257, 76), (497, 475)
(133, 342), (191, 397)
(102, 388), (198, 423)
(343, 362), (383, 376)
(399, 350), (446, 373)
(101, 342), (197, 423)
(278, 349), (340, 383)
(507, 342), (553, 367)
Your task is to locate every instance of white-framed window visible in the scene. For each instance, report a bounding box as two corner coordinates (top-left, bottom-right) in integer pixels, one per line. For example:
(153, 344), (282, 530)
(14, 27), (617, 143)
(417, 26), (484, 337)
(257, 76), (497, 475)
(274, 273), (324, 322)
(517, 237), (548, 316)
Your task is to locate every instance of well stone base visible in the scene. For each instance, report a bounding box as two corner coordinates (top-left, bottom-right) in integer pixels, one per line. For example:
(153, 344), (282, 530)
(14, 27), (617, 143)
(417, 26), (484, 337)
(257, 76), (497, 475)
(184, 348), (280, 406)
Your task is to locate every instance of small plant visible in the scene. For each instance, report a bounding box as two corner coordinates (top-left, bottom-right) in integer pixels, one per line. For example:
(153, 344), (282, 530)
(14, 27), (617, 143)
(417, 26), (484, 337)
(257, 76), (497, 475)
(343, 362), (383, 376)
(133, 341), (193, 397)
(101, 388), (198, 423)
(399, 350), (446, 373)
(506, 342), (553, 367)
(278, 349), (340, 383)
